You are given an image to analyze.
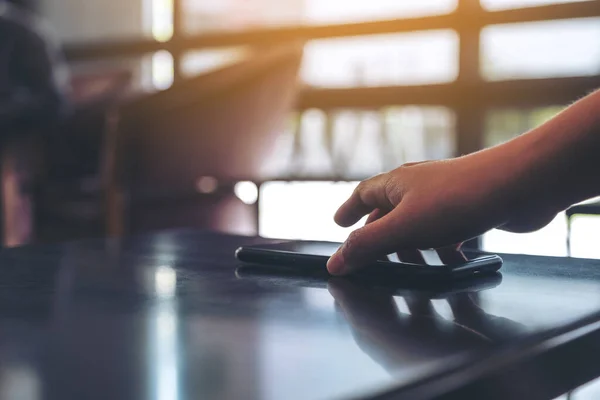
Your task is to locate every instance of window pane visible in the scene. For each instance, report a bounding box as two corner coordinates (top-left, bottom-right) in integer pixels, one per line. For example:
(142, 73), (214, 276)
(181, 48), (250, 78)
(274, 107), (454, 179)
(384, 106), (456, 163)
(481, 0), (586, 11)
(305, 0), (457, 24)
(151, 50), (174, 90)
(484, 208), (600, 258)
(484, 106), (563, 147)
(259, 181), (361, 241)
(303, 31), (459, 88)
(481, 18), (600, 80)
(483, 212), (569, 257)
(183, 0), (456, 35)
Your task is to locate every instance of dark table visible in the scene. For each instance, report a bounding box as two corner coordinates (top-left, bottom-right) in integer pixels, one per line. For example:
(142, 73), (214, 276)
(1, 230), (600, 400)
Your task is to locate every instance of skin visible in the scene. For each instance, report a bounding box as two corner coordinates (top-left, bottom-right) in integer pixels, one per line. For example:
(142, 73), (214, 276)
(327, 88), (600, 275)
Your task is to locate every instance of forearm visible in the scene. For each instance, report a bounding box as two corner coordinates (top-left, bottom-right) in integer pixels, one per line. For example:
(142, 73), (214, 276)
(488, 89), (600, 214)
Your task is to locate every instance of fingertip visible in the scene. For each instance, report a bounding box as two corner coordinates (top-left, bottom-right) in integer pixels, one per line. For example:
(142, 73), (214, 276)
(334, 195), (373, 227)
(332, 210), (345, 226)
(327, 251), (346, 276)
(333, 207), (355, 228)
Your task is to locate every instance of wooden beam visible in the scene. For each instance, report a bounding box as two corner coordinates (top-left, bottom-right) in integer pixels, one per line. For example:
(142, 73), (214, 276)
(482, 1), (600, 26)
(172, 0), (184, 82)
(296, 76), (600, 110)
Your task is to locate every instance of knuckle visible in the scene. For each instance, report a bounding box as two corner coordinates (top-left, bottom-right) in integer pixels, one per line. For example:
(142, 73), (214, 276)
(383, 174), (402, 204)
(354, 179), (374, 200)
(343, 230), (363, 257)
(355, 180), (368, 193)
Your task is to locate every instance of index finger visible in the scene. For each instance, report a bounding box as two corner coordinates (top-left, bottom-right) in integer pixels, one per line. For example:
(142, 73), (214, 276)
(335, 174), (393, 227)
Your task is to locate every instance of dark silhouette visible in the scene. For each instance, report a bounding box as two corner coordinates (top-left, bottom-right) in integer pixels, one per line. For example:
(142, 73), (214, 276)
(0, 0), (70, 135)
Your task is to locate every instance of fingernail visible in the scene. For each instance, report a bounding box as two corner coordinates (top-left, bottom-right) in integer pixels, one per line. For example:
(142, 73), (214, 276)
(327, 250), (345, 276)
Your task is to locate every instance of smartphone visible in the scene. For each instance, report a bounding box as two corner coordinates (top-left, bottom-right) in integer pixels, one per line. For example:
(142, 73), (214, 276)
(235, 240), (503, 280)
(235, 265), (503, 297)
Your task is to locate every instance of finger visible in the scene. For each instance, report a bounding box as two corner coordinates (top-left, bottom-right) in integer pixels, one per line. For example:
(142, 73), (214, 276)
(334, 174), (393, 227)
(366, 208), (387, 225)
(367, 210), (393, 263)
(396, 249), (426, 265)
(328, 208), (413, 275)
(436, 245), (467, 266)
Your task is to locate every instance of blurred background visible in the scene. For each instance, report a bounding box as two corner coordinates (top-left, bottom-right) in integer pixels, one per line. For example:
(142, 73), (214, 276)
(2, 0), (600, 257)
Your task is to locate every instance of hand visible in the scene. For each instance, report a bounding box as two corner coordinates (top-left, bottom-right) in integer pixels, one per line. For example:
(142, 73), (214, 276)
(327, 152), (559, 275)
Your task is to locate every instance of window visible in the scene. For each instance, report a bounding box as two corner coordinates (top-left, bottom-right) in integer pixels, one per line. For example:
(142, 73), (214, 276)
(182, 0), (456, 34)
(484, 106), (563, 147)
(181, 48), (250, 78)
(304, 0), (457, 24)
(150, 51), (174, 90)
(481, 0), (587, 11)
(259, 106), (455, 239)
(481, 18), (600, 80)
(278, 107), (454, 179)
(149, 0), (174, 42)
(183, 0), (305, 34)
(482, 213), (569, 257)
(385, 107), (455, 162)
(302, 31), (459, 87)
(259, 181), (361, 241)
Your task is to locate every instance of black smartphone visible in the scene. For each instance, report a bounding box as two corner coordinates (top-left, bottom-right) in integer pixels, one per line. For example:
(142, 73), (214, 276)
(235, 265), (503, 297)
(235, 240), (503, 280)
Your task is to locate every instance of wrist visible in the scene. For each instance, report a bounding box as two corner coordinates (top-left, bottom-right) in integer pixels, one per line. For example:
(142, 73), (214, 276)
(503, 110), (600, 213)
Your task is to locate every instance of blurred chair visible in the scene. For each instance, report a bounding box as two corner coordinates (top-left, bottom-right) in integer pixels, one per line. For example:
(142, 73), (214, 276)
(32, 69), (133, 242)
(46, 69), (133, 179)
(37, 44), (302, 242)
(566, 198), (600, 256)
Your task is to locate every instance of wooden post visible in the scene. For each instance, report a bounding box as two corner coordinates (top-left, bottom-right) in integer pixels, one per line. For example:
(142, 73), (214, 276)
(456, 0), (485, 249)
(172, 0), (184, 82)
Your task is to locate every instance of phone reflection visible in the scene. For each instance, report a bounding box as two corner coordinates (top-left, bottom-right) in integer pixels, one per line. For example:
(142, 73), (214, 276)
(327, 278), (525, 373)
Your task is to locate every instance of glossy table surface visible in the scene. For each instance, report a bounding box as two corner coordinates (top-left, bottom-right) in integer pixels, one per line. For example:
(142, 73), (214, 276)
(1, 230), (600, 400)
